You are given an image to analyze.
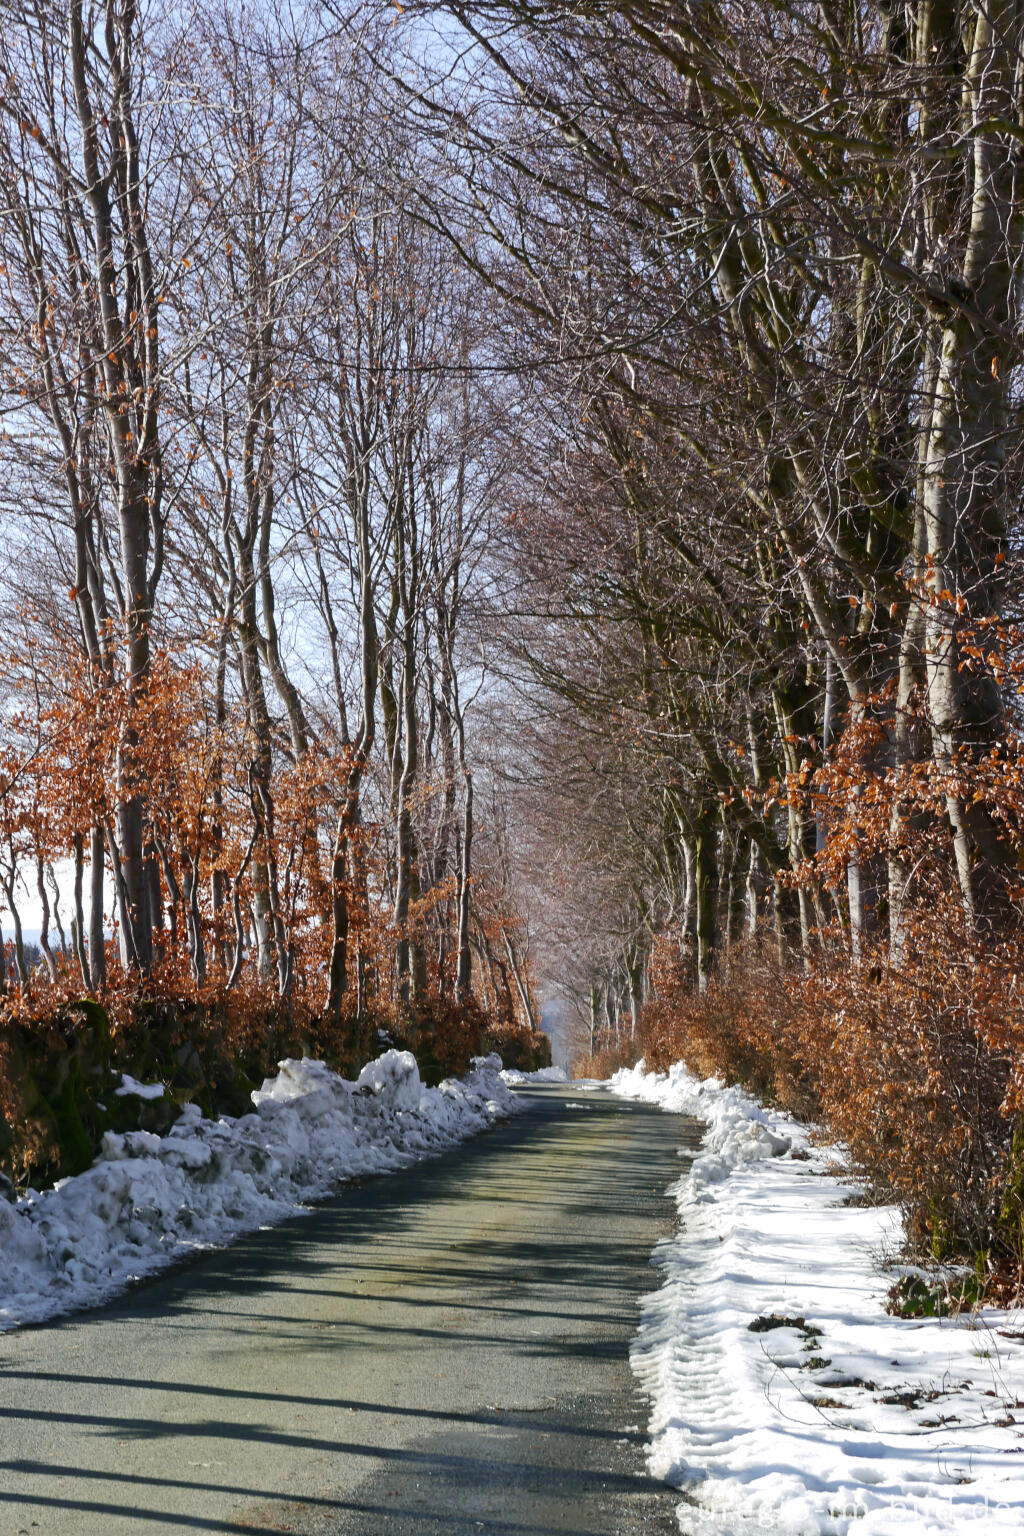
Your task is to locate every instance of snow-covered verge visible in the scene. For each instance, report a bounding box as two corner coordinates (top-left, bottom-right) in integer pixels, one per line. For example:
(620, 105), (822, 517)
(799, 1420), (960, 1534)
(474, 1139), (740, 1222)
(611, 1060), (1024, 1536)
(500, 1064), (569, 1084)
(0, 1050), (522, 1333)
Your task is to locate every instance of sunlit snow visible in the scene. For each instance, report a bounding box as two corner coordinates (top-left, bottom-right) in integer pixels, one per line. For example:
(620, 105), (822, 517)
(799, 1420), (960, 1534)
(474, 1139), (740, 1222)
(613, 1062), (1024, 1535)
(0, 1051), (521, 1333)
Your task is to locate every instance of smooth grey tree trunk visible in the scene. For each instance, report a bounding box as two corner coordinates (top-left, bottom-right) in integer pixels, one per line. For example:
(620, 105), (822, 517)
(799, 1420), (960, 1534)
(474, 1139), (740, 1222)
(72, 833), (90, 987)
(88, 825), (106, 989)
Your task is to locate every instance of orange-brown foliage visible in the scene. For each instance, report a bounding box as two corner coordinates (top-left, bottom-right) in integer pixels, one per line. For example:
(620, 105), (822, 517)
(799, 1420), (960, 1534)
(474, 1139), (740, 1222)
(0, 633), (547, 1183)
(635, 913), (1024, 1266)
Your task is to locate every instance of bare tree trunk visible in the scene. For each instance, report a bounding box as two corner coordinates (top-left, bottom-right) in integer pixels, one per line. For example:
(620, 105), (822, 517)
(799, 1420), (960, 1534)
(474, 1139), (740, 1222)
(454, 766), (474, 1005)
(89, 824), (106, 989)
(626, 945), (644, 1041)
(72, 834), (89, 986)
(70, 0), (163, 974)
(327, 484), (379, 1021)
(693, 805), (717, 994)
(158, 840), (181, 950)
(588, 983), (600, 1056)
(105, 823), (139, 972)
(393, 591), (420, 1007)
(210, 616), (229, 974)
(889, 399), (932, 966)
(182, 854), (206, 988)
(746, 842), (763, 937)
(2, 858), (28, 985)
(328, 791), (357, 1018)
(847, 855), (865, 964)
(721, 825), (747, 970)
(918, 2), (1022, 927)
(236, 556), (280, 981)
(772, 877), (788, 969)
(499, 925), (535, 1032)
(36, 858), (58, 983)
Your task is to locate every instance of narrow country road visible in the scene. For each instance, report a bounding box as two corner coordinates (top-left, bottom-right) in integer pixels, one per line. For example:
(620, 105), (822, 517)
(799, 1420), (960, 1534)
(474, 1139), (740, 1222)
(0, 1085), (700, 1536)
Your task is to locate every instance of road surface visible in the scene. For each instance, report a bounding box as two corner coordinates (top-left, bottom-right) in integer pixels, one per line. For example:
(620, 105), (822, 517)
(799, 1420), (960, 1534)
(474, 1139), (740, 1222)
(0, 1084), (700, 1535)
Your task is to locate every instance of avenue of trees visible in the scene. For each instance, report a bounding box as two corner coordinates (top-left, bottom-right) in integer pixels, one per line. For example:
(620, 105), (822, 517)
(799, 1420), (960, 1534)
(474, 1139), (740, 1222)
(395, 1), (1024, 1263)
(0, 1), (545, 1160)
(2, 1), (1024, 1264)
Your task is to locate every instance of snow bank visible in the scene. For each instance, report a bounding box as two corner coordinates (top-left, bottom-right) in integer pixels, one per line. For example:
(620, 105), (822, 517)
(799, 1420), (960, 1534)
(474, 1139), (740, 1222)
(500, 1064), (569, 1084)
(612, 1060), (1024, 1535)
(115, 1073), (165, 1101)
(0, 1050), (521, 1333)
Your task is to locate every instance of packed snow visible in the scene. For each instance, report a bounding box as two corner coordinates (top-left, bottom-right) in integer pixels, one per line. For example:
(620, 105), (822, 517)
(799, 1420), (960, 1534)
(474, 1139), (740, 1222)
(0, 1050), (522, 1333)
(115, 1072), (165, 1101)
(500, 1064), (570, 1084)
(611, 1061), (1024, 1535)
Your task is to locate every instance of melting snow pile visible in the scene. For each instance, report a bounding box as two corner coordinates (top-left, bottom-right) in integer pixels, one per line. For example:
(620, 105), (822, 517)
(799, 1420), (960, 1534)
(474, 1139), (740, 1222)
(0, 1050), (521, 1333)
(611, 1060), (1024, 1536)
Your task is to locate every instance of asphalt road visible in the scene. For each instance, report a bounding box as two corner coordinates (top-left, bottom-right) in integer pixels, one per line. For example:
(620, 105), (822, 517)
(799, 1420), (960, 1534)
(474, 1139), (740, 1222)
(0, 1084), (701, 1536)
